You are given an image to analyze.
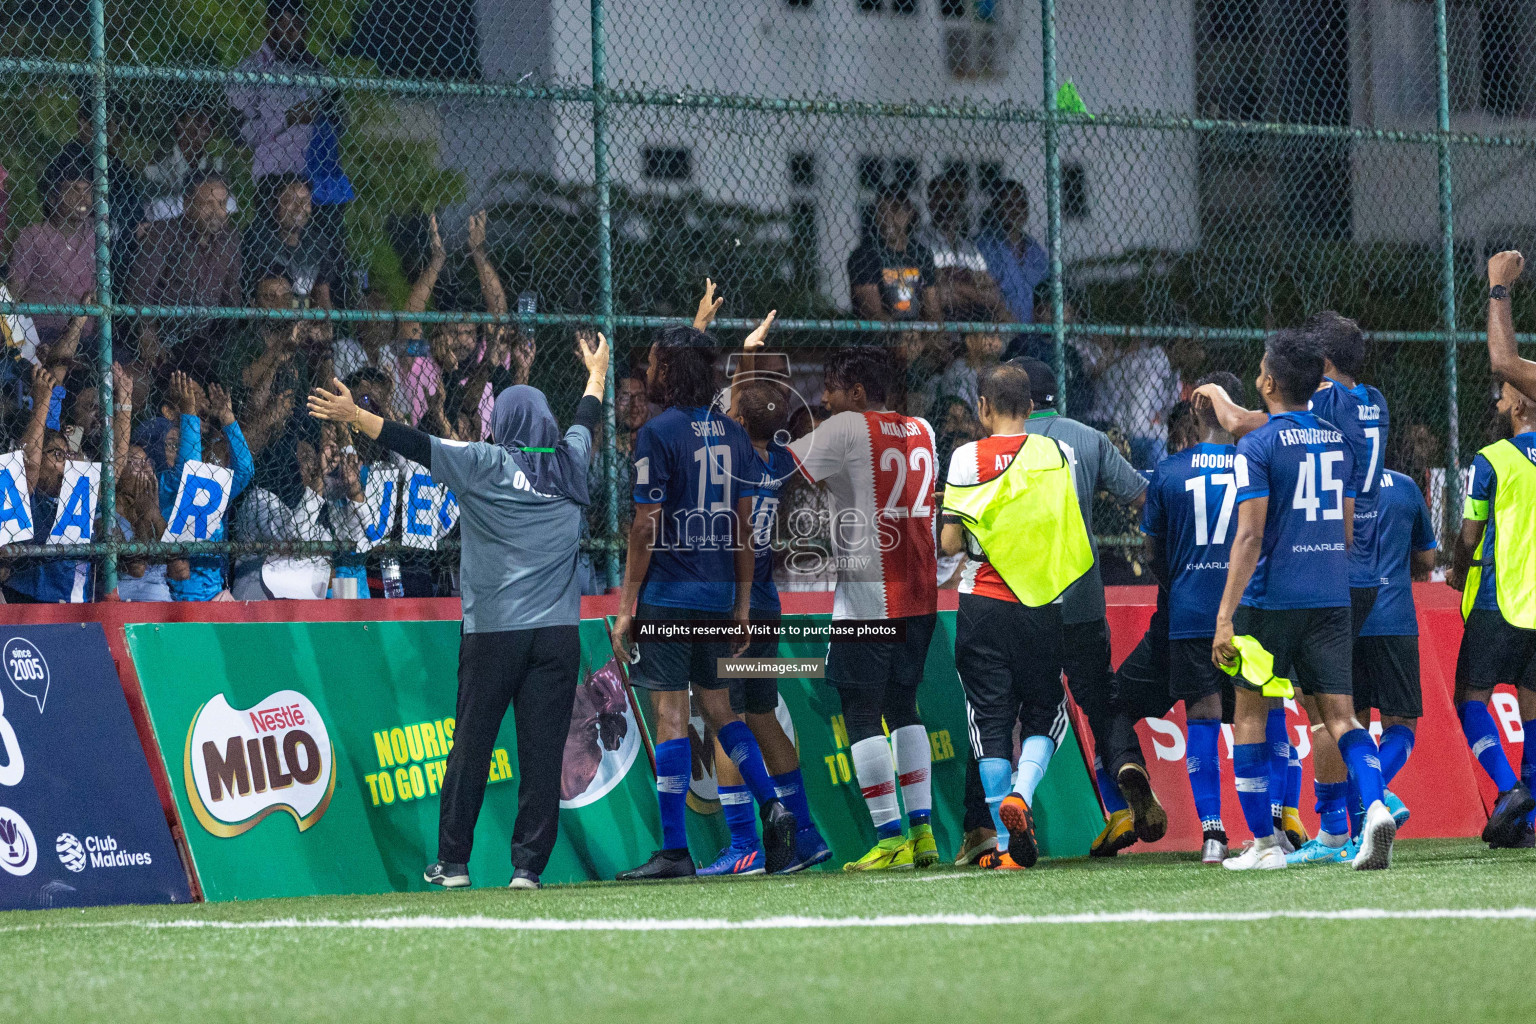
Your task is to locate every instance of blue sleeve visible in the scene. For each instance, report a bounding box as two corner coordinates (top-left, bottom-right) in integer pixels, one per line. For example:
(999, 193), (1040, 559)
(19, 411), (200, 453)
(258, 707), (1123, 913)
(1235, 431), (1270, 503)
(177, 414), (202, 468)
(1470, 454), (1494, 502)
(735, 432), (762, 502)
(46, 385), (65, 430)
(1339, 442), (1357, 499)
(224, 421), (254, 497)
(1411, 488), (1438, 551)
(1140, 475), (1165, 537)
(631, 421), (669, 505)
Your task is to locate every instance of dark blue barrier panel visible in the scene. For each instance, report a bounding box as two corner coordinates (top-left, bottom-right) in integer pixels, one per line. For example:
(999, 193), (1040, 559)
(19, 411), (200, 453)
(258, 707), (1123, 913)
(0, 623), (190, 910)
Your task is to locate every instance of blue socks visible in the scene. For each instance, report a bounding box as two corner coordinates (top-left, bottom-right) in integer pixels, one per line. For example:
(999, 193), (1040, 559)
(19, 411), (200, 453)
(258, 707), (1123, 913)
(1337, 728), (1385, 810)
(717, 721), (778, 808)
(1459, 701), (1518, 791)
(1266, 708), (1289, 820)
(772, 769), (815, 833)
(978, 756), (1013, 852)
(718, 784), (758, 850)
(1186, 719), (1224, 833)
(1314, 780), (1349, 839)
(1016, 735), (1055, 805)
(1234, 742), (1274, 839)
(1286, 746), (1303, 810)
(1522, 723), (1536, 825)
(1378, 724), (1415, 785)
(655, 738), (690, 851)
(1095, 756), (1128, 813)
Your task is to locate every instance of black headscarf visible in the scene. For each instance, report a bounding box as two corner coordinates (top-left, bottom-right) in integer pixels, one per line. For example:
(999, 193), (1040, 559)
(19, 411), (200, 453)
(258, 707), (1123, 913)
(490, 385), (590, 506)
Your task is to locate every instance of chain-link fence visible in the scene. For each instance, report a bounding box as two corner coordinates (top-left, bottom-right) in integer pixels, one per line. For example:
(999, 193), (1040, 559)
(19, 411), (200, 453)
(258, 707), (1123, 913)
(0, 0), (1530, 601)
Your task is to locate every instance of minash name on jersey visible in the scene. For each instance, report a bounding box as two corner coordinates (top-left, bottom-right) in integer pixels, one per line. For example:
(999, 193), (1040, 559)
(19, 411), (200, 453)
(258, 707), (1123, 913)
(879, 420), (924, 438)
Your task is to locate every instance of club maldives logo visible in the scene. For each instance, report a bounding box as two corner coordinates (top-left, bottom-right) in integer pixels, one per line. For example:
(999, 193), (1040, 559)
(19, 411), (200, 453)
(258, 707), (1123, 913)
(0, 806), (37, 876)
(184, 690), (336, 838)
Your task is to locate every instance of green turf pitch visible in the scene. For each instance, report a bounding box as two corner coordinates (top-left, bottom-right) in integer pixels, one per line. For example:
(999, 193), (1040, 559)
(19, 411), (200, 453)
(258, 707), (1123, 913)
(4, 839), (1533, 1024)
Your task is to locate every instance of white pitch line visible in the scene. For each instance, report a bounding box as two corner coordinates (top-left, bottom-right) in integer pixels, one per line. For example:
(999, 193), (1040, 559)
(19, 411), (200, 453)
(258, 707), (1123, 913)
(6, 908), (1536, 935)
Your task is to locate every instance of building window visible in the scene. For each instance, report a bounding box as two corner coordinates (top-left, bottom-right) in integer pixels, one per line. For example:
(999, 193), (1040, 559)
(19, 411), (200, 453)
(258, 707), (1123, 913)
(643, 147), (692, 182)
(790, 152), (817, 190)
(944, 1), (1005, 80)
(1062, 163), (1089, 219)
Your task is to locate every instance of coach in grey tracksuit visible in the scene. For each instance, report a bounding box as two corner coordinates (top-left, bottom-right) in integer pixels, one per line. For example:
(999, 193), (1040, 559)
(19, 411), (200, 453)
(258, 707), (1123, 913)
(307, 336), (610, 888)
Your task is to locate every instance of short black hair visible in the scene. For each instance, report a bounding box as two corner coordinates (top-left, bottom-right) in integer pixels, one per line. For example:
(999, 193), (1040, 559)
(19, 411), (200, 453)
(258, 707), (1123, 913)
(1006, 356), (1057, 408)
(650, 326), (719, 409)
(978, 363), (1032, 418)
(1166, 399), (1197, 453)
(1303, 310), (1365, 378)
(1192, 370), (1242, 433)
(824, 346), (891, 405)
(873, 186), (916, 217)
(1195, 370), (1242, 400)
(256, 172), (310, 215)
(734, 379), (790, 443)
(268, 0), (307, 21)
(1263, 329), (1325, 406)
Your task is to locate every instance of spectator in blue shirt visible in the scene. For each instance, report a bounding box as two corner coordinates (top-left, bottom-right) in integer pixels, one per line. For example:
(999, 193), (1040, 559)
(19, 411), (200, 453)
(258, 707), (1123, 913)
(147, 371), (254, 601)
(976, 179), (1048, 328)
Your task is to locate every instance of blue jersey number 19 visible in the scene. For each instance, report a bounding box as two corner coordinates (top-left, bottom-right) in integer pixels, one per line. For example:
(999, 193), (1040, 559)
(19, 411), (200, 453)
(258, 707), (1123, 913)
(693, 444), (734, 512)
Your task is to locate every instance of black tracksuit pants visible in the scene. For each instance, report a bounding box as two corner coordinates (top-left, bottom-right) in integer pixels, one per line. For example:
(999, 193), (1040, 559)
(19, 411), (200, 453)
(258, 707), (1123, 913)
(437, 625), (581, 876)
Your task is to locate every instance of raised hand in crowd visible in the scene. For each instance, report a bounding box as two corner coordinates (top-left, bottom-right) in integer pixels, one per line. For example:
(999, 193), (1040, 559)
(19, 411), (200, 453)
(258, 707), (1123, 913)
(111, 361), (134, 474)
(23, 362), (64, 488)
(169, 370), (203, 418)
(577, 330), (610, 400)
(206, 383), (237, 428)
(694, 278), (723, 331)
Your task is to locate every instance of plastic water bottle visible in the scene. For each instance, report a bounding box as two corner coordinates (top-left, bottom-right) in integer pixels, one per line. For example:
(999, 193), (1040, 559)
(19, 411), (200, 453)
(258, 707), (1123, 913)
(381, 558), (404, 598)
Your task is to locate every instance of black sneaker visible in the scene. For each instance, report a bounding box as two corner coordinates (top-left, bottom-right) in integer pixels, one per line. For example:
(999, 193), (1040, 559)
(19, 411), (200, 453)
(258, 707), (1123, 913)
(424, 861), (470, 888)
(1481, 782), (1536, 848)
(1487, 818), (1536, 850)
(509, 867), (541, 890)
(616, 848), (696, 881)
(760, 799), (798, 875)
(1117, 763), (1168, 844)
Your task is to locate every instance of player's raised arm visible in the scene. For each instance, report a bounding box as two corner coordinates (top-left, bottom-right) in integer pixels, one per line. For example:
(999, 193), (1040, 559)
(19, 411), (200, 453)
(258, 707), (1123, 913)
(1192, 381), (1269, 440)
(1487, 251), (1536, 398)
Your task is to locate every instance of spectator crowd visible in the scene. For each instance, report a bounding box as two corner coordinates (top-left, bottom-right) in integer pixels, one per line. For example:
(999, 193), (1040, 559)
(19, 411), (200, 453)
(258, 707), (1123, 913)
(0, 1), (1192, 604)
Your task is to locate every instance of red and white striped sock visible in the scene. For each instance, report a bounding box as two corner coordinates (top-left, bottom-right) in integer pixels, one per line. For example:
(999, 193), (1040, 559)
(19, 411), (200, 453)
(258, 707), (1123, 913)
(892, 724), (932, 821)
(850, 736), (900, 836)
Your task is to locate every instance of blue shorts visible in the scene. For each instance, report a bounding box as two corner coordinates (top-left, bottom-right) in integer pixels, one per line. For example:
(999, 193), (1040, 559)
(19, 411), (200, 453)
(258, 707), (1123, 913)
(629, 603), (732, 692)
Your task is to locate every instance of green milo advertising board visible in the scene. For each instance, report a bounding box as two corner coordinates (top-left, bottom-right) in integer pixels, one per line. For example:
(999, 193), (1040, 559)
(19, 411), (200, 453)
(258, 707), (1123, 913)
(641, 612), (1105, 870)
(126, 612), (1103, 900)
(125, 619), (660, 900)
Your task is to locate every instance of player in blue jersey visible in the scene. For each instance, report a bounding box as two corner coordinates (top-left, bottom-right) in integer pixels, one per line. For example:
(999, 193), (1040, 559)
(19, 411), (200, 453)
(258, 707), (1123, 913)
(1449, 378), (1536, 849)
(1280, 468), (1438, 864)
(697, 313), (833, 875)
(1198, 311), (1388, 850)
(1211, 329), (1396, 870)
(1104, 373), (1241, 864)
(610, 325), (799, 880)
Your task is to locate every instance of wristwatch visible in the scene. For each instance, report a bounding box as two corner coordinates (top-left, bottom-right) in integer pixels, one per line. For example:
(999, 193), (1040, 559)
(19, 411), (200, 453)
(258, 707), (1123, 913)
(1491, 284), (1511, 300)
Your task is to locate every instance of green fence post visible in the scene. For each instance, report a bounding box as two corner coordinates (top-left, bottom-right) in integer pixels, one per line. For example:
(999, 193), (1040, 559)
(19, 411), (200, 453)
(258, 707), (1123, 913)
(89, 0), (117, 596)
(592, 0), (620, 588)
(1434, 0), (1461, 535)
(1041, 0), (1066, 409)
